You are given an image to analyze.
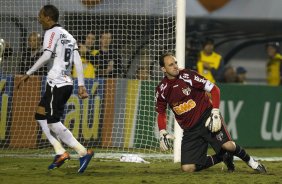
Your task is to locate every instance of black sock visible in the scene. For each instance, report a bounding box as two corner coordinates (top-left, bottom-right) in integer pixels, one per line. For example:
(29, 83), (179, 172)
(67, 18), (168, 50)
(233, 143), (250, 162)
(195, 152), (224, 171)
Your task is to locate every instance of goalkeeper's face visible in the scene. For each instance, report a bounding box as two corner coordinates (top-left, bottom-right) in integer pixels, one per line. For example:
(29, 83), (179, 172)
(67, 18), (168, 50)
(162, 55), (179, 79)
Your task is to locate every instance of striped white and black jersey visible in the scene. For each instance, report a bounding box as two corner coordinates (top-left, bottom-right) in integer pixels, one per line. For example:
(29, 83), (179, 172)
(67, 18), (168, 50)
(27, 24), (84, 87)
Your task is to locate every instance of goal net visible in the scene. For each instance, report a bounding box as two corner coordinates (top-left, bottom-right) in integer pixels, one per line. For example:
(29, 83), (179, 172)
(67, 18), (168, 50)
(0, 0), (178, 160)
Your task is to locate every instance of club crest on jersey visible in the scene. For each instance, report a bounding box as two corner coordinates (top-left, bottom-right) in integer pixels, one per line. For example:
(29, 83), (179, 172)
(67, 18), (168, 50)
(182, 87), (191, 96)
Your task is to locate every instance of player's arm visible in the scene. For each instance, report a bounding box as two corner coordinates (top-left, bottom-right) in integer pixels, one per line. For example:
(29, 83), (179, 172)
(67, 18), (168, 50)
(189, 69), (222, 132)
(205, 84), (222, 133)
(157, 112), (175, 151)
(16, 51), (52, 89)
(155, 89), (174, 151)
(73, 48), (88, 99)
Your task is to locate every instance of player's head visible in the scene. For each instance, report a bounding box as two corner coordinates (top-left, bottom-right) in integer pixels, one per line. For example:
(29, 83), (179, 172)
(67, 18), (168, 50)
(38, 5), (59, 29)
(266, 42), (280, 58)
(28, 32), (41, 49)
(85, 32), (96, 48)
(159, 52), (179, 79)
(100, 31), (112, 48)
(202, 37), (214, 54)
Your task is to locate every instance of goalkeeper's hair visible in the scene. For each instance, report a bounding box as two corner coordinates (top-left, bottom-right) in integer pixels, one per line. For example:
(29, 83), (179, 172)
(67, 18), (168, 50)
(159, 52), (175, 67)
(42, 4), (59, 22)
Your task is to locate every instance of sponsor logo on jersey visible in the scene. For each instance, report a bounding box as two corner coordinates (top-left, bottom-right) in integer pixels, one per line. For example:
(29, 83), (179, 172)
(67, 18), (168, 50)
(182, 73), (189, 79)
(194, 75), (207, 84)
(173, 99), (196, 115)
(182, 87), (191, 96)
(47, 32), (55, 49)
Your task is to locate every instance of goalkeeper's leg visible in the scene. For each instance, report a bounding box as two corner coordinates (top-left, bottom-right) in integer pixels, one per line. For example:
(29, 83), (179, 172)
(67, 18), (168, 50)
(181, 153), (224, 172)
(222, 141), (266, 173)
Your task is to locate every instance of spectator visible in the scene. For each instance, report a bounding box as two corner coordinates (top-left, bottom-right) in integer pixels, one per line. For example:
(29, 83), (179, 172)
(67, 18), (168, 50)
(73, 32), (97, 78)
(20, 32), (47, 75)
(265, 42), (282, 86)
(2, 42), (13, 60)
(218, 65), (237, 83)
(236, 66), (247, 84)
(94, 31), (124, 78)
(197, 37), (224, 83)
(0, 39), (19, 75)
(135, 49), (151, 80)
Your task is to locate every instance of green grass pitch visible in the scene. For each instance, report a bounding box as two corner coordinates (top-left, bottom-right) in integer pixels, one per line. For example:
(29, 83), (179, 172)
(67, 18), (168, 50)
(0, 148), (281, 184)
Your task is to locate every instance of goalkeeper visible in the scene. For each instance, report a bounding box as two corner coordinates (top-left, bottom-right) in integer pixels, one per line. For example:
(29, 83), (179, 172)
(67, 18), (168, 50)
(155, 52), (266, 173)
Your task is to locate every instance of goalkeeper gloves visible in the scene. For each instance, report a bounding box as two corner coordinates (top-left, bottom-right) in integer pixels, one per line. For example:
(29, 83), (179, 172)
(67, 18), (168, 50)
(159, 129), (175, 151)
(205, 108), (222, 133)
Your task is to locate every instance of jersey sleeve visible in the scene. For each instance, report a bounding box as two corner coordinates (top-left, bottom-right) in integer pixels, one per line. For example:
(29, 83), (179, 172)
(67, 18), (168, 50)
(187, 69), (214, 92)
(73, 42), (85, 86)
(26, 51), (52, 75)
(155, 84), (167, 113)
(155, 85), (168, 130)
(43, 30), (58, 52)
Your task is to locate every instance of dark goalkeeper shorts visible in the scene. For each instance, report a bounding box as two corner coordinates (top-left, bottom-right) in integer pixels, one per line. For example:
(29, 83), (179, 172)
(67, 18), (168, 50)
(181, 109), (232, 166)
(38, 83), (73, 124)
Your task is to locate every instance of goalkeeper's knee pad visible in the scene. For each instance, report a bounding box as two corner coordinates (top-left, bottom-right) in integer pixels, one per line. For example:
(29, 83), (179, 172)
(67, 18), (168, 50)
(35, 113), (46, 120)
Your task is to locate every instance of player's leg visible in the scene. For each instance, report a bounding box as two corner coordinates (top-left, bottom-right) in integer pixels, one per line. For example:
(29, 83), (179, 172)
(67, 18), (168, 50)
(47, 85), (94, 173)
(181, 127), (223, 172)
(39, 84), (69, 170)
(222, 141), (266, 173)
(209, 117), (266, 173)
(35, 106), (66, 155)
(205, 118), (235, 172)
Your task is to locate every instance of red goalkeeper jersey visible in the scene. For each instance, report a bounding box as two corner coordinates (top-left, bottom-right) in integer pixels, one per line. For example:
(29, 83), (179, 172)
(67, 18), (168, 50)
(155, 69), (214, 129)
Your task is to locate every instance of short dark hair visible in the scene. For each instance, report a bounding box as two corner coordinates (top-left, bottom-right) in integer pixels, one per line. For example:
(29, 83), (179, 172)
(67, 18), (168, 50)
(159, 52), (175, 67)
(202, 37), (214, 46)
(42, 5), (59, 22)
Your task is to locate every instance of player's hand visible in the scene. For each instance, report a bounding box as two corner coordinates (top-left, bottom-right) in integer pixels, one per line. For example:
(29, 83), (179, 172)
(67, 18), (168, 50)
(205, 108), (222, 133)
(159, 129), (175, 151)
(78, 86), (89, 99)
(16, 75), (30, 90)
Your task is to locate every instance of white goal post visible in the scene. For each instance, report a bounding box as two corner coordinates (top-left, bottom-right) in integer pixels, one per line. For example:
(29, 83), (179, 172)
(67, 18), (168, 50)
(0, 0), (186, 161)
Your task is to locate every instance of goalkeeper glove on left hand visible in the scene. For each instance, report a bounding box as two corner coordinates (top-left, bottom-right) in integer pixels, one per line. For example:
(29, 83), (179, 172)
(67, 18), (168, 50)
(205, 108), (222, 133)
(159, 129), (175, 151)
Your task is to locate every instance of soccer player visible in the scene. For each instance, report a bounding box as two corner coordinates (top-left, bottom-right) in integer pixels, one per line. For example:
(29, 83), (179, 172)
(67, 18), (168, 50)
(155, 52), (266, 173)
(16, 4), (94, 173)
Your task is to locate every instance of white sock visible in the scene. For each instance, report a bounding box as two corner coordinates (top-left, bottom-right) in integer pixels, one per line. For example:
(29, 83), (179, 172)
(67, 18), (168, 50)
(48, 122), (87, 157)
(248, 156), (258, 169)
(37, 120), (66, 155)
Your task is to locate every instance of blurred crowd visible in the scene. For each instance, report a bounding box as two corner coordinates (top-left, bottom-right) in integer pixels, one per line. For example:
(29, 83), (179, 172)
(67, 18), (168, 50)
(0, 32), (281, 86)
